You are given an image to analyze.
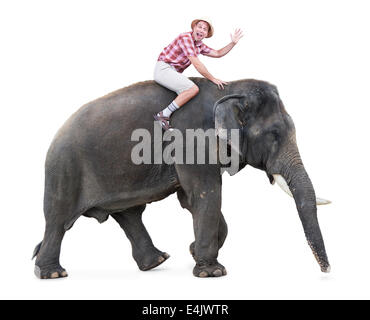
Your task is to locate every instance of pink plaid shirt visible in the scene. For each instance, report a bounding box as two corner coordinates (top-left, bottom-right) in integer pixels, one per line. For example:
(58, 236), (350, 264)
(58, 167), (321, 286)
(158, 32), (213, 73)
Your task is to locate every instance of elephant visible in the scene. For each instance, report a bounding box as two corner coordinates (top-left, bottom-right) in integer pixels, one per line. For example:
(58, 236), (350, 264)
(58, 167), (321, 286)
(32, 77), (331, 279)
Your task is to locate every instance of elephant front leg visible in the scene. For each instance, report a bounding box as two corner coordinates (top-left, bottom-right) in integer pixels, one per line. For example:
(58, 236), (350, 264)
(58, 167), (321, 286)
(176, 165), (226, 277)
(189, 212), (228, 262)
(192, 204), (227, 278)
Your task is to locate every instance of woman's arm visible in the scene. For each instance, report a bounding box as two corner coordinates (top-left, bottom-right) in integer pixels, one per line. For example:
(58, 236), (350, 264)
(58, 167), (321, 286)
(205, 28), (244, 58)
(188, 56), (228, 89)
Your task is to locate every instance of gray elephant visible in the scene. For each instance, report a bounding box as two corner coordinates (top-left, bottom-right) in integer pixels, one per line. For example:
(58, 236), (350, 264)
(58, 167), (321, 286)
(32, 78), (331, 279)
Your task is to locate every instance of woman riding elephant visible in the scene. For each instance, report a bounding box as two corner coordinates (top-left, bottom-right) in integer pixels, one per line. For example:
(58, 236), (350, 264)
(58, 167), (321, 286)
(153, 18), (243, 130)
(32, 18), (331, 280)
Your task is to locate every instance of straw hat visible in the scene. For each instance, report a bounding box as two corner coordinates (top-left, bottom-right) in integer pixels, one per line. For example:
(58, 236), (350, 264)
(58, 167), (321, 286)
(191, 18), (214, 38)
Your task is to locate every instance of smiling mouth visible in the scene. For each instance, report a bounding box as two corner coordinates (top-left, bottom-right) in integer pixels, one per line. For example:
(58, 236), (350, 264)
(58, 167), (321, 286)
(196, 33), (203, 38)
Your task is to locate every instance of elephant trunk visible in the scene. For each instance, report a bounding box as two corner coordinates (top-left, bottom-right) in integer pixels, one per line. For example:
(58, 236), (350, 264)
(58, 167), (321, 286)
(270, 146), (330, 272)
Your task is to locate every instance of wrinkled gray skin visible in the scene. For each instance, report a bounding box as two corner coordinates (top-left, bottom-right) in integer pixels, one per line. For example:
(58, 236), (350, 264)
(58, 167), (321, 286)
(33, 78), (330, 279)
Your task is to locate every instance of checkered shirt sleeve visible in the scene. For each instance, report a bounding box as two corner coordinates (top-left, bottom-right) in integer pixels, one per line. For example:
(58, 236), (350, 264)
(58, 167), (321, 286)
(199, 42), (212, 55)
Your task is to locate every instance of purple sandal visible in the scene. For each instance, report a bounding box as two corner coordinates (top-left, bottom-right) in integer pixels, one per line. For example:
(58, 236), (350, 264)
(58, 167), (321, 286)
(153, 112), (173, 131)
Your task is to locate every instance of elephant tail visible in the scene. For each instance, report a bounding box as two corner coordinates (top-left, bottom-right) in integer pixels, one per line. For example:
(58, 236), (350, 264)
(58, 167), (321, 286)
(32, 241), (42, 260)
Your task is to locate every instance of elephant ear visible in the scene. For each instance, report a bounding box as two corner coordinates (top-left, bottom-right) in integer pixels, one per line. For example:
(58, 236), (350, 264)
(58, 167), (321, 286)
(213, 94), (247, 175)
(214, 94), (246, 153)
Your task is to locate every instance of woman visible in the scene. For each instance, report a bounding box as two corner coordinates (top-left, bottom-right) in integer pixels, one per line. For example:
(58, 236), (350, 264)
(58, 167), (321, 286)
(153, 18), (243, 130)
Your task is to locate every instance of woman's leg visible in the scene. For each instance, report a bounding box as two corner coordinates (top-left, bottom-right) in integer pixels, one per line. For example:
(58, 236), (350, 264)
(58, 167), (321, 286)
(174, 85), (199, 107)
(160, 84), (199, 118)
(153, 62), (199, 129)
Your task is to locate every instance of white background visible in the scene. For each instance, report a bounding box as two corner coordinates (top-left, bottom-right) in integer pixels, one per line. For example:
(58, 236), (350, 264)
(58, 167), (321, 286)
(1, 0), (369, 300)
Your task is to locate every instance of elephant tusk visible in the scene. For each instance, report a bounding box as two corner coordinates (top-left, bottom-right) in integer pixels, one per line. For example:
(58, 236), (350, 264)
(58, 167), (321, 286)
(316, 197), (332, 205)
(272, 174), (293, 197)
(272, 174), (331, 206)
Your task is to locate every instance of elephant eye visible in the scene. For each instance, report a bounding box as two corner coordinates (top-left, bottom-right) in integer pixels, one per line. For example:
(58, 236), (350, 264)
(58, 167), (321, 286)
(240, 114), (249, 126)
(269, 128), (280, 140)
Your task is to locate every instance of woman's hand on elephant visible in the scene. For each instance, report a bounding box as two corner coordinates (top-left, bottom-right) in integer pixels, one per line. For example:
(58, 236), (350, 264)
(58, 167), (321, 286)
(230, 28), (244, 44)
(211, 78), (228, 90)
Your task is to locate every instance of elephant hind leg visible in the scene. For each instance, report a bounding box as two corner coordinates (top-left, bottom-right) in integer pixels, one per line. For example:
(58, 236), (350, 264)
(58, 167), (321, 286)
(34, 221), (68, 279)
(111, 205), (170, 271)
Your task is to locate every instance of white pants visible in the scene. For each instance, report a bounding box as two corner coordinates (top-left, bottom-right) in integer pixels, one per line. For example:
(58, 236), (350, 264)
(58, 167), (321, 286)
(153, 61), (195, 95)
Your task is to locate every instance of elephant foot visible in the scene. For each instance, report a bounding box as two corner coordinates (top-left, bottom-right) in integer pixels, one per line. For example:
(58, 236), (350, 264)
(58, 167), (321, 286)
(34, 264), (68, 279)
(193, 260), (227, 278)
(137, 250), (170, 271)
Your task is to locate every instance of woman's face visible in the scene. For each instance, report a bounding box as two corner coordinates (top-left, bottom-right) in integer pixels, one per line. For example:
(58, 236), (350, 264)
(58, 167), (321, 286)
(192, 21), (209, 41)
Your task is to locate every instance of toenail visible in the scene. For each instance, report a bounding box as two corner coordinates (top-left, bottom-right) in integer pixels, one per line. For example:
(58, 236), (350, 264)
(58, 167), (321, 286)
(50, 272), (59, 279)
(199, 271), (208, 278)
(158, 256), (165, 263)
(61, 271), (68, 277)
(213, 269), (223, 277)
